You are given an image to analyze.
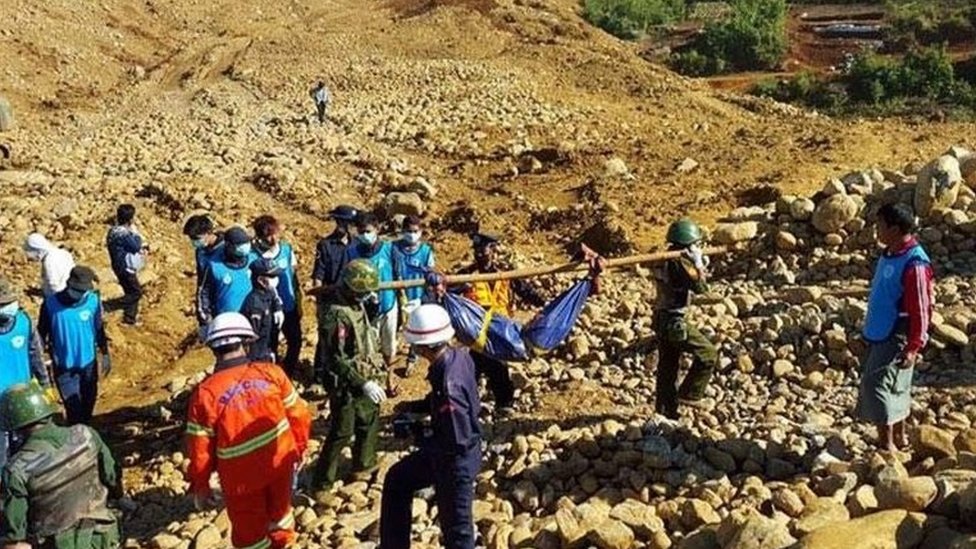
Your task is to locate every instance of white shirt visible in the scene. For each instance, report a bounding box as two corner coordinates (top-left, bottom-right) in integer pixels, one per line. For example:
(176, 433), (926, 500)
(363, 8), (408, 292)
(42, 247), (76, 297)
(313, 87), (330, 105)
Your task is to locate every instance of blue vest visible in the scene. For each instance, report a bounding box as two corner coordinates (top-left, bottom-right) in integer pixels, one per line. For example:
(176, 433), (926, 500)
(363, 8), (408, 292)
(209, 257), (255, 315)
(393, 242), (434, 302)
(270, 242), (298, 313)
(0, 311), (33, 393)
(346, 241), (395, 314)
(45, 293), (100, 371)
(196, 242), (225, 278)
(863, 243), (931, 342)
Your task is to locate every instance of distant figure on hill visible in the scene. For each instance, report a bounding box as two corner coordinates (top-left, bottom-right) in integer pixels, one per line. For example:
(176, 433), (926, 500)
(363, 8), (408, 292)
(310, 81), (332, 124)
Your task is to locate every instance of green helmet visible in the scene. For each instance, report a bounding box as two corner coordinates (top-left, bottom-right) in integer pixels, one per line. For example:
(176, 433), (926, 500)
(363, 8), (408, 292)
(1, 382), (57, 431)
(666, 218), (703, 247)
(342, 259), (380, 294)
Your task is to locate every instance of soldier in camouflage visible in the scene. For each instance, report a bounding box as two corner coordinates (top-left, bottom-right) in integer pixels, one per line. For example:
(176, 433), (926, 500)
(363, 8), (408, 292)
(0, 382), (121, 549)
(310, 259), (388, 497)
(654, 219), (718, 419)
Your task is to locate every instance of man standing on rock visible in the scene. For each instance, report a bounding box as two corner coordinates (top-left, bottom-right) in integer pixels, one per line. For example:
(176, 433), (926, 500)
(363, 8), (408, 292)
(0, 382), (122, 549)
(455, 232), (545, 414)
(392, 215), (436, 375)
(344, 213), (399, 394)
(197, 226), (255, 330)
(38, 266), (110, 425)
(311, 260), (388, 497)
(858, 203), (933, 453)
(380, 304), (481, 549)
(252, 215), (303, 377)
(653, 219), (718, 420)
(23, 233), (76, 298)
(183, 213), (224, 289)
(186, 312), (311, 549)
(105, 203), (147, 326)
(310, 80), (331, 124)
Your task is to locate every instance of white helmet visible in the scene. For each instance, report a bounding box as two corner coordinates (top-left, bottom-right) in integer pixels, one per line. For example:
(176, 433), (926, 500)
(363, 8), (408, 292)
(205, 312), (257, 348)
(404, 304), (455, 346)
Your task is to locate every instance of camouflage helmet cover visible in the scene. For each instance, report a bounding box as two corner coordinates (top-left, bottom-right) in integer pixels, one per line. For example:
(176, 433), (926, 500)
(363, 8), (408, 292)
(342, 259), (380, 294)
(1, 381), (57, 431)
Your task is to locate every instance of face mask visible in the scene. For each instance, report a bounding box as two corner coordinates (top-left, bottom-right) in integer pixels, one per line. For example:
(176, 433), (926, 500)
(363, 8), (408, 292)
(255, 239), (275, 253)
(402, 231), (421, 245)
(191, 238), (207, 249)
(0, 303), (18, 317)
(25, 251), (43, 261)
(66, 288), (88, 302)
(232, 243), (252, 258)
(267, 277), (280, 290)
(358, 232), (377, 246)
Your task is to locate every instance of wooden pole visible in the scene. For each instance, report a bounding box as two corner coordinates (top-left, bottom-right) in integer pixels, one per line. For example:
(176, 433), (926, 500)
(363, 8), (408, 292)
(375, 245), (732, 291)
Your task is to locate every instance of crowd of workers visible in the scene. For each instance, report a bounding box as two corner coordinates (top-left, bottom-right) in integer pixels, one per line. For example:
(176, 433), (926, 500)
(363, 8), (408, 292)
(0, 192), (933, 548)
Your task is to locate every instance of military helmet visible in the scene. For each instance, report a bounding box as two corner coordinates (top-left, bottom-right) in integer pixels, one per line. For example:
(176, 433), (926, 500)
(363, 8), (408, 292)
(1, 381), (57, 431)
(666, 218), (703, 247)
(342, 259), (380, 294)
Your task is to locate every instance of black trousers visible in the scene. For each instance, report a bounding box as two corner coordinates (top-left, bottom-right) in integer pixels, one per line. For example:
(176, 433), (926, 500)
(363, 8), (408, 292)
(281, 310), (302, 377)
(316, 102), (327, 123)
(115, 269), (142, 324)
(471, 351), (514, 408)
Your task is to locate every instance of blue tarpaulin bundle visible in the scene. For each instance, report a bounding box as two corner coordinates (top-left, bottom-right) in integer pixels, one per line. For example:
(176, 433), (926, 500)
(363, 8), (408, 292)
(441, 279), (593, 362)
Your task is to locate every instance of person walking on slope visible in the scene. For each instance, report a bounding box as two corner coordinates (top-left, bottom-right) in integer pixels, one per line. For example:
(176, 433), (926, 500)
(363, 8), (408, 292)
(23, 232), (76, 298)
(186, 312), (311, 549)
(310, 259), (388, 497)
(0, 278), (53, 469)
(455, 232), (545, 414)
(183, 214), (224, 289)
(392, 215), (436, 375)
(38, 267), (111, 425)
(0, 382), (122, 549)
(197, 226), (255, 330)
(105, 204), (148, 326)
(858, 203), (933, 453)
(252, 215), (303, 377)
(310, 81), (331, 124)
(653, 219), (718, 420)
(380, 304), (482, 549)
(344, 213), (399, 394)
(240, 258), (284, 363)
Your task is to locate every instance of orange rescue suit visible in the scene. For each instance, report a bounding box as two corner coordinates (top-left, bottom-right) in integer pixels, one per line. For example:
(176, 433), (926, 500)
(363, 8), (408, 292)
(185, 360), (311, 496)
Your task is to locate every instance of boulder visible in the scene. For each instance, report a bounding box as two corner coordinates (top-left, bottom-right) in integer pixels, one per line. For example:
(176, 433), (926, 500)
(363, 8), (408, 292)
(775, 231), (798, 251)
(915, 155), (963, 217)
(958, 481), (976, 524)
(933, 324), (969, 347)
(724, 513), (796, 549)
(604, 157), (629, 178)
(609, 499), (664, 539)
(772, 489), (805, 517)
(848, 485), (879, 517)
(955, 429), (976, 454)
(875, 474), (938, 512)
(190, 525), (223, 549)
(555, 508), (587, 548)
(713, 222), (759, 244)
(795, 497), (850, 536)
(588, 519), (636, 549)
(681, 499), (721, 530)
(790, 198), (816, 221)
(916, 426), (958, 460)
(812, 194), (859, 234)
(792, 510), (923, 549)
(382, 192), (426, 216)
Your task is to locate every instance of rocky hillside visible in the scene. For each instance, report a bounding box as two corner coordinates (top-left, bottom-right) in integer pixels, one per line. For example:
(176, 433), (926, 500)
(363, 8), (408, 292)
(4, 0), (976, 548)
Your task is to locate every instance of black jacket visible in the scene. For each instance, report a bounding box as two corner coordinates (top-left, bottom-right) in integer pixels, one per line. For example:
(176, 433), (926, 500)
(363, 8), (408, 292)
(240, 286), (282, 362)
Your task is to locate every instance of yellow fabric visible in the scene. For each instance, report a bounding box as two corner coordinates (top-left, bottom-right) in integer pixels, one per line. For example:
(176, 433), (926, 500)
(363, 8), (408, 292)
(473, 310), (494, 353)
(467, 280), (511, 316)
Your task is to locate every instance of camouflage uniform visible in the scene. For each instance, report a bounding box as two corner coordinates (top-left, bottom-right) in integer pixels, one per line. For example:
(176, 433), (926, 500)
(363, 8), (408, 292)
(654, 254), (718, 419)
(1, 421), (121, 549)
(311, 293), (387, 490)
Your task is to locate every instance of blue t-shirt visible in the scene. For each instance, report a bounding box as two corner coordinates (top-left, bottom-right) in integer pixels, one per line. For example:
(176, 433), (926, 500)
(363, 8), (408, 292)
(45, 293), (100, 371)
(393, 241), (435, 303)
(863, 243), (931, 342)
(265, 242), (298, 313)
(196, 242), (225, 281)
(346, 241), (395, 314)
(0, 311), (33, 393)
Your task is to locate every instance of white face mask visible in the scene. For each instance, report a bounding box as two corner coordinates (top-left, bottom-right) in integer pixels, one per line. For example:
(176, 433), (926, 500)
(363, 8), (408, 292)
(402, 231), (422, 245)
(0, 302), (18, 317)
(359, 232), (378, 246)
(267, 277), (280, 290)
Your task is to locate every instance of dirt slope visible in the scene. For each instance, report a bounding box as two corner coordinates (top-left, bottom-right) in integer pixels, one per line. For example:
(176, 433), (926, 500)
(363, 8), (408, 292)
(1, 0), (974, 462)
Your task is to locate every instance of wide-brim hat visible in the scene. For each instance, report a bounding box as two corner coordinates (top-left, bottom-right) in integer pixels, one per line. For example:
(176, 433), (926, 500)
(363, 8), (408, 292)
(66, 266), (97, 292)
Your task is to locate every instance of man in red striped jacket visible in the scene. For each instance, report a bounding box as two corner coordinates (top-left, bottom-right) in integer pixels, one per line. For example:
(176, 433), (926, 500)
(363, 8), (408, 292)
(186, 312), (312, 549)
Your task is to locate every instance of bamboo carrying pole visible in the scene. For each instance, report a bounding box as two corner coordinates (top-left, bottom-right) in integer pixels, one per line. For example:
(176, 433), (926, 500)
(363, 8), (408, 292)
(375, 245), (732, 291)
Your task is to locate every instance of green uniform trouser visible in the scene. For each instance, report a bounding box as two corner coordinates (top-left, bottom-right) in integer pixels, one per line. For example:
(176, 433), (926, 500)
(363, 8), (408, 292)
(655, 313), (718, 418)
(312, 392), (379, 489)
(42, 521), (119, 549)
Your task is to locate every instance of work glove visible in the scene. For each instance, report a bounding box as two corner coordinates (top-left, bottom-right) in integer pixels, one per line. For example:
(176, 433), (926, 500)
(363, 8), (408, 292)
(683, 244), (707, 272)
(362, 381), (387, 404)
(100, 353), (112, 378)
(274, 310), (285, 328)
(44, 386), (60, 405)
(192, 489), (218, 511)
